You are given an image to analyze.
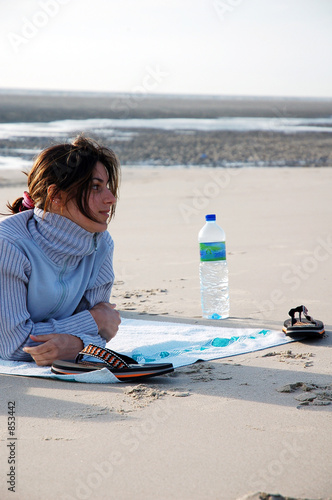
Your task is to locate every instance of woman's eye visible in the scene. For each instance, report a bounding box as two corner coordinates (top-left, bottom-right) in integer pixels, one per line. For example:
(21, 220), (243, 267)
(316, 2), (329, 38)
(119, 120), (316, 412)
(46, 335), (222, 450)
(92, 184), (100, 191)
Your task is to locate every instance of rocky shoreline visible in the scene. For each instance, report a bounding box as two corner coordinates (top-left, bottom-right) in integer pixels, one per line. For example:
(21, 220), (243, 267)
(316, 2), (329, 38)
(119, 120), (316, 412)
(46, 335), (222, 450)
(1, 128), (332, 168)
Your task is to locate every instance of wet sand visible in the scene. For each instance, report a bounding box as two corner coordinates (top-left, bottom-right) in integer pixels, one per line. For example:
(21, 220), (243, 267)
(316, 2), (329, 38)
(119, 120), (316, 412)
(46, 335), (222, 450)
(1, 92), (332, 122)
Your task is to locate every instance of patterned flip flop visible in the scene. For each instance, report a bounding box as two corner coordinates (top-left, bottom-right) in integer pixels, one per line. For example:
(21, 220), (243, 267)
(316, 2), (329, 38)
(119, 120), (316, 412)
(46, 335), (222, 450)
(51, 344), (174, 381)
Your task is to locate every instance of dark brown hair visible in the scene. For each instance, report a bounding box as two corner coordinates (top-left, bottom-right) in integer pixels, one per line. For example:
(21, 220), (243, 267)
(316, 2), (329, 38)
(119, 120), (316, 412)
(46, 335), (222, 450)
(7, 135), (120, 221)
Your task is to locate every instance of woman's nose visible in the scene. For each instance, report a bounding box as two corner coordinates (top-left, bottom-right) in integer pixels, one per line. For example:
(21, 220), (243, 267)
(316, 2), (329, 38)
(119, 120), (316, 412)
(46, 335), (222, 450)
(106, 189), (117, 204)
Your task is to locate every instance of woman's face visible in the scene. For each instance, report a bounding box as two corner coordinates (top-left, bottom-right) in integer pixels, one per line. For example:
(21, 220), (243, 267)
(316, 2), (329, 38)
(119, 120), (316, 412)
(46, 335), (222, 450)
(60, 161), (116, 233)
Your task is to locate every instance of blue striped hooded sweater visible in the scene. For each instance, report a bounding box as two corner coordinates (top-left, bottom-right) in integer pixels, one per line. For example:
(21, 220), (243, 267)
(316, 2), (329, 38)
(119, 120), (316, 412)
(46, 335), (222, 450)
(0, 208), (114, 361)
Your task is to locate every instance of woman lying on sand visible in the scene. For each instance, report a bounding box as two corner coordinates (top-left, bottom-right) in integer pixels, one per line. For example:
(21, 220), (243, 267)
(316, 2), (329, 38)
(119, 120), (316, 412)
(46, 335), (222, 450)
(0, 135), (121, 365)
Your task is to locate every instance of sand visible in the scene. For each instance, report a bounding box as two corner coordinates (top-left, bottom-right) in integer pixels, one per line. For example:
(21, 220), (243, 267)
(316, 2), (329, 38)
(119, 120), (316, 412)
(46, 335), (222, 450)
(0, 92), (331, 499)
(0, 164), (331, 500)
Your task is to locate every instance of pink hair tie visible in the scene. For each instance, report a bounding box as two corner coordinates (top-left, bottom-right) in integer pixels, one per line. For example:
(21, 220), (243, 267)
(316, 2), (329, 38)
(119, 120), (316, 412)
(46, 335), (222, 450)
(21, 191), (35, 211)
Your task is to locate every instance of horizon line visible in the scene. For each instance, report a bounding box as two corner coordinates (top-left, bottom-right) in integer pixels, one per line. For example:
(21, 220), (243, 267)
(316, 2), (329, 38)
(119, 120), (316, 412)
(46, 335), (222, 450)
(1, 87), (332, 101)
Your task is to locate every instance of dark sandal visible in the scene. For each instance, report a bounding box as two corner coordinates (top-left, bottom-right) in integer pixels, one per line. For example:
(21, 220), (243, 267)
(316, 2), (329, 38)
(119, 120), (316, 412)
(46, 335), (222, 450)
(282, 305), (325, 339)
(51, 344), (174, 382)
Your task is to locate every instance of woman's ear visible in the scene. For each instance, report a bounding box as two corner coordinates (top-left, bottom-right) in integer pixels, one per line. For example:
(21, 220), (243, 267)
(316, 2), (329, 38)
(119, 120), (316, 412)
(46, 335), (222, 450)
(47, 185), (64, 211)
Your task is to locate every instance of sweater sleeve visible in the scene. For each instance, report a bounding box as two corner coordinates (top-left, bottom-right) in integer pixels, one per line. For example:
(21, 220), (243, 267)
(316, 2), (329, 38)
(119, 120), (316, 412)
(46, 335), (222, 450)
(0, 240), (107, 361)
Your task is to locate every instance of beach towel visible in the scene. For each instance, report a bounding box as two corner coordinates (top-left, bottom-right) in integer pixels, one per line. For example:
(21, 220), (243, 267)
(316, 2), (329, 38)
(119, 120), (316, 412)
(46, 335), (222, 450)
(0, 318), (293, 383)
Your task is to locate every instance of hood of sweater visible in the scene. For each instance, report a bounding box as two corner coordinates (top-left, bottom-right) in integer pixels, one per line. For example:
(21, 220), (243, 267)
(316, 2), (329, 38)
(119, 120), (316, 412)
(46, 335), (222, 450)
(30, 208), (104, 267)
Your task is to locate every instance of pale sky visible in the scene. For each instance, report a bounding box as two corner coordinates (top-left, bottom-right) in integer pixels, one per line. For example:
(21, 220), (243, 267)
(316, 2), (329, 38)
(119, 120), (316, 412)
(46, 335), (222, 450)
(1, 0), (332, 97)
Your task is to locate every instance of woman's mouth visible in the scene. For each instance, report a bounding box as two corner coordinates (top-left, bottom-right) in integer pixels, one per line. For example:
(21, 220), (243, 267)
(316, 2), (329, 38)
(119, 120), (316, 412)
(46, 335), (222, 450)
(99, 211), (110, 219)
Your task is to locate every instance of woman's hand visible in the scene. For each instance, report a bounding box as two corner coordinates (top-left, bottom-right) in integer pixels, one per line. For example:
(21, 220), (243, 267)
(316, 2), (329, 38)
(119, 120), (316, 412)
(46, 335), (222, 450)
(23, 334), (84, 366)
(89, 302), (121, 342)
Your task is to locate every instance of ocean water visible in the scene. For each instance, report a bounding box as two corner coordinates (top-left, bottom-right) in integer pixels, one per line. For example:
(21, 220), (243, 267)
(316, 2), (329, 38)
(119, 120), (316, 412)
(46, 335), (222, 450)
(1, 116), (332, 140)
(0, 115), (331, 170)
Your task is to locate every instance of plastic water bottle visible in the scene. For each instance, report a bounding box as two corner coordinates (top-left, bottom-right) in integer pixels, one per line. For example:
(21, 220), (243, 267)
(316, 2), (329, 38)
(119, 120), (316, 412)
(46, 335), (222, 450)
(198, 214), (230, 319)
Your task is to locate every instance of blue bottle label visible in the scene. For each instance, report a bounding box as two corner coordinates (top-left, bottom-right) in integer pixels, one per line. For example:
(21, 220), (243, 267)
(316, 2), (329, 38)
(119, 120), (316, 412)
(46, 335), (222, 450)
(200, 241), (226, 262)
